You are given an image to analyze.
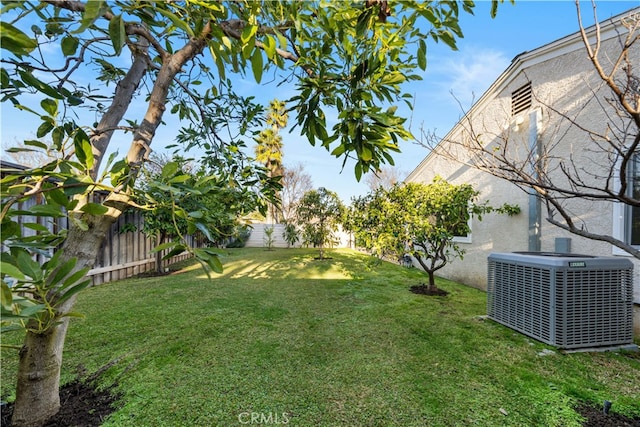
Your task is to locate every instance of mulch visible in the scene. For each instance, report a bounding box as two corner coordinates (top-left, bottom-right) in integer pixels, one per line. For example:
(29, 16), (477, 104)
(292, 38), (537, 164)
(1, 379), (121, 427)
(576, 404), (640, 427)
(409, 283), (449, 296)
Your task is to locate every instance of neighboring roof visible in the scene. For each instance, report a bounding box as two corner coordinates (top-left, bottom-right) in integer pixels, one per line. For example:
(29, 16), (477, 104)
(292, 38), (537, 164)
(406, 7), (640, 183)
(0, 159), (29, 171)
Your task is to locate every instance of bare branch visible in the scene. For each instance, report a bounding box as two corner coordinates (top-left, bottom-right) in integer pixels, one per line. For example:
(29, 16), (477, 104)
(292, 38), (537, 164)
(89, 37), (150, 178)
(416, 6), (640, 258)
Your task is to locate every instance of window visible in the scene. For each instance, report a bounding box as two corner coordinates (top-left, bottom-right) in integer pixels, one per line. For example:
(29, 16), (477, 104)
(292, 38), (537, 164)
(511, 82), (532, 116)
(612, 151), (640, 254)
(452, 209), (473, 244)
(626, 153), (640, 245)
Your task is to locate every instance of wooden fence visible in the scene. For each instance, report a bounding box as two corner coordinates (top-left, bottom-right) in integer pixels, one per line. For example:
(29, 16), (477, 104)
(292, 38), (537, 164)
(2, 160), (205, 286)
(89, 210), (205, 285)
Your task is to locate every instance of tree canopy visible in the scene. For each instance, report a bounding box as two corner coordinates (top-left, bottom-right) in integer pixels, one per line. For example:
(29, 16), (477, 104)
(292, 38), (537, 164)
(0, 1), (508, 425)
(349, 178), (519, 290)
(296, 187), (345, 259)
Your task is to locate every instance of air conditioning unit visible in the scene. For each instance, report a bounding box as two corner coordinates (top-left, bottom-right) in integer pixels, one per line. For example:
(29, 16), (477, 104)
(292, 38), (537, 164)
(487, 252), (635, 350)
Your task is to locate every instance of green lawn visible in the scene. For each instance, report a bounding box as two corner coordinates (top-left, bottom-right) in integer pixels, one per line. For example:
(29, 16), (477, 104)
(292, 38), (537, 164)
(2, 248), (639, 426)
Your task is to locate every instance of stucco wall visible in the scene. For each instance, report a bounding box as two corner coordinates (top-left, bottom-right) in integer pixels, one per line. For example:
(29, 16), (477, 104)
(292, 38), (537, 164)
(245, 223), (352, 249)
(405, 13), (640, 332)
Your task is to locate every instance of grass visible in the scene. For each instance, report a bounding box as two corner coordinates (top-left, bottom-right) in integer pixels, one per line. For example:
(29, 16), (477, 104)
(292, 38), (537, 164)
(2, 248), (639, 426)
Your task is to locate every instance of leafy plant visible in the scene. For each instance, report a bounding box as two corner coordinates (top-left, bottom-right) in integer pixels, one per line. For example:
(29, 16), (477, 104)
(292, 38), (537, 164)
(282, 222), (299, 248)
(226, 226), (252, 248)
(296, 188), (344, 259)
(263, 226), (276, 251)
(349, 177), (520, 290)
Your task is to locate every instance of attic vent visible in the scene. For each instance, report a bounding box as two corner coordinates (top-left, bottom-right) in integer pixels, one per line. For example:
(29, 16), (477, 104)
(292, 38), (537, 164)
(511, 82), (532, 116)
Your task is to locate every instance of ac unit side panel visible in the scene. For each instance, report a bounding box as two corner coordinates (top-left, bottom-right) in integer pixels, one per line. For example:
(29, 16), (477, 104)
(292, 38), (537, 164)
(487, 260), (554, 345)
(555, 268), (634, 349)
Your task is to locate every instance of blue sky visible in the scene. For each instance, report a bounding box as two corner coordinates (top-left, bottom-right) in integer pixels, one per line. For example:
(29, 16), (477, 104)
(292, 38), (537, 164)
(293, 0), (639, 202)
(1, 1), (638, 203)
(236, 0), (639, 202)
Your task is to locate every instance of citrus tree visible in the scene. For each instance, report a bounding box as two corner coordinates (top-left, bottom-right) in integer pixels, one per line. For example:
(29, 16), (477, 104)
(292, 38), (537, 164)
(0, 1), (507, 425)
(296, 188), (345, 259)
(350, 178), (519, 291)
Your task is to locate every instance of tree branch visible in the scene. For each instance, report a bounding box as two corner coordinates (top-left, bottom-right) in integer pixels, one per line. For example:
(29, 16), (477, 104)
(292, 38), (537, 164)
(89, 37), (150, 178)
(219, 19), (313, 77)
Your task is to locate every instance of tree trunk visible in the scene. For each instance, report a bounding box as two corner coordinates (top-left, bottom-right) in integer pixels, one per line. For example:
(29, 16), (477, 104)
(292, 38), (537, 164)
(10, 17), (212, 427)
(155, 230), (166, 273)
(11, 214), (116, 427)
(11, 324), (68, 427)
(427, 271), (437, 292)
(413, 251), (441, 292)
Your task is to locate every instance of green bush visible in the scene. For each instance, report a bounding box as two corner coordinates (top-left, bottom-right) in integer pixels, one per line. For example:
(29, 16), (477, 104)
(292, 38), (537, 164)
(226, 226), (252, 248)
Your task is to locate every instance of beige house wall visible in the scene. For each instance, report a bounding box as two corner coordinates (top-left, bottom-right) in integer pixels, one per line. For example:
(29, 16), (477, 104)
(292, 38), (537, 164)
(406, 10), (640, 335)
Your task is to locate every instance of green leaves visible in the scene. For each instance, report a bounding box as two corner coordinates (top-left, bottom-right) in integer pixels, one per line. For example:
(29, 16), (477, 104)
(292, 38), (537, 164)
(73, 128), (94, 171)
(80, 203), (108, 215)
(61, 35), (79, 56)
(41, 98), (58, 117)
(108, 14), (126, 56)
(16, 250), (43, 282)
(161, 161), (180, 179)
(1, 246), (93, 335)
(241, 24), (257, 44)
(1, 281), (13, 311)
(0, 21), (37, 56)
(349, 178), (518, 278)
(19, 70), (64, 100)
(155, 7), (195, 37)
(77, 0), (106, 33)
(295, 188), (345, 259)
(194, 248), (223, 274)
(251, 48), (264, 84)
(417, 39), (427, 71)
(1, 262), (26, 281)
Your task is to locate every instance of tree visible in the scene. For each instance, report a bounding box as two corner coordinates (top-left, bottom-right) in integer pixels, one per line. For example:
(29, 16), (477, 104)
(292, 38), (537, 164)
(280, 162), (314, 222)
(138, 154), (193, 273)
(420, 5), (640, 259)
(0, 1), (506, 425)
(350, 179), (519, 291)
(296, 188), (345, 260)
(282, 222), (299, 248)
(139, 155), (261, 272)
(254, 99), (288, 222)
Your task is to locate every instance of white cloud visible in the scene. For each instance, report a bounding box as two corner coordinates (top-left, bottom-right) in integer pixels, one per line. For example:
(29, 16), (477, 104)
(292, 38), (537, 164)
(422, 46), (510, 109)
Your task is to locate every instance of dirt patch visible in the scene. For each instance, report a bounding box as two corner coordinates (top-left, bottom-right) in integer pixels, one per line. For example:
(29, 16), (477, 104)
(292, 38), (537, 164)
(409, 284), (449, 296)
(576, 403), (640, 426)
(1, 370), (121, 427)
